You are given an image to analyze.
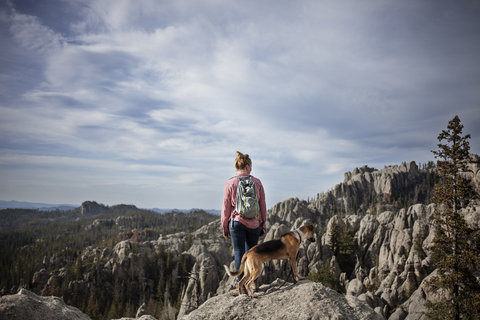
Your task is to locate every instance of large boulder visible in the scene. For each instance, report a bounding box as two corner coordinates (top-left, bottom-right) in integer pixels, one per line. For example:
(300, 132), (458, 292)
(0, 289), (91, 320)
(346, 278), (366, 296)
(181, 280), (384, 320)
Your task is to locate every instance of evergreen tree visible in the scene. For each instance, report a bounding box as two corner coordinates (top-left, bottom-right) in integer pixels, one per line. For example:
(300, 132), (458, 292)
(425, 115), (480, 320)
(307, 259), (342, 293)
(74, 256), (84, 281)
(337, 220), (355, 276)
(329, 216), (340, 255)
(145, 297), (157, 317)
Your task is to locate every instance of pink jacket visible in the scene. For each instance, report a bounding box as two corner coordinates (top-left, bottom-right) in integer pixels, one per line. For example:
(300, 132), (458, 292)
(221, 173), (267, 237)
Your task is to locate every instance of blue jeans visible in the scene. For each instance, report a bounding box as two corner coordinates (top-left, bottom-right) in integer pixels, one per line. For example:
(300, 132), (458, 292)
(229, 221), (261, 282)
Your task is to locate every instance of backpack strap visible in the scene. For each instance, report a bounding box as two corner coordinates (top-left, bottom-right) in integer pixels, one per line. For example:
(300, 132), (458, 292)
(235, 175), (251, 181)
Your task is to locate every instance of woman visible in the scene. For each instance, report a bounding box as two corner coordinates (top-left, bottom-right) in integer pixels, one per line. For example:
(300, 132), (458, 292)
(221, 151), (267, 282)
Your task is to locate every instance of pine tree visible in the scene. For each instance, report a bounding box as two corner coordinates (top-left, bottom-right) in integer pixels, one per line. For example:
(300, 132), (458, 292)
(425, 115), (480, 320)
(338, 219), (355, 275)
(74, 256), (84, 281)
(329, 216), (340, 256)
(307, 259), (342, 293)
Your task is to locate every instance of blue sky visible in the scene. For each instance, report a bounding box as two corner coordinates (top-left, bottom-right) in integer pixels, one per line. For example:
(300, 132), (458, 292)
(1, 0), (479, 210)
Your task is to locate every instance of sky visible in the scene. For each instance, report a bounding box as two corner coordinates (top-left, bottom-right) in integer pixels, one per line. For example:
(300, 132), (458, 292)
(0, 0), (479, 210)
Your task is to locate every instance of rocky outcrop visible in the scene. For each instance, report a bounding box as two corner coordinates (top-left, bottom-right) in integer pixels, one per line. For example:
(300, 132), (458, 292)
(217, 159), (478, 320)
(80, 201), (138, 216)
(309, 162), (429, 216)
(0, 289), (91, 320)
(0, 289), (165, 320)
(388, 270), (442, 320)
(182, 280), (384, 320)
(177, 238), (231, 318)
(267, 198), (319, 226)
(80, 201), (110, 215)
(194, 219), (223, 238)
(85, 219), (115, 230)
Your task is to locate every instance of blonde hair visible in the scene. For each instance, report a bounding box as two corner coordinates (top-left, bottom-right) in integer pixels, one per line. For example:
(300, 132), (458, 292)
(235, 151), (252, 171)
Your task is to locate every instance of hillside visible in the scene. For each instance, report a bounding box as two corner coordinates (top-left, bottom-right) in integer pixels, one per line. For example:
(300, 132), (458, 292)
(0, 157), (479, 320)
(0, 203), (218, 319)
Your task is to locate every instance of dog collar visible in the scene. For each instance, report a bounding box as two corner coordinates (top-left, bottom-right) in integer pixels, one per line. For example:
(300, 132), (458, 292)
(293, 230), (302, 242)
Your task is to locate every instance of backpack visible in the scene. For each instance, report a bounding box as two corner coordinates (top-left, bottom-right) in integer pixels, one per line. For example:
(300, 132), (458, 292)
(235, 175), (259, 219)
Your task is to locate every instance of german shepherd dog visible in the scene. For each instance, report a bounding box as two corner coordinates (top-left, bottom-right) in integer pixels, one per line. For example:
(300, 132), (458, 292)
(224, 224), (316, 297)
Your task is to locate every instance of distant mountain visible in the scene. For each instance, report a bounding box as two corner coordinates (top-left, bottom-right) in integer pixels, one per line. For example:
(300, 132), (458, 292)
(0, 200), (78, 211)
(0, 200), (221, 215)
(151, 207), (221, 215)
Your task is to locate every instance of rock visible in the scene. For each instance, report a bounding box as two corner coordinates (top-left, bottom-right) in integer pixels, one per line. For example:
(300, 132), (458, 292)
(0, 289), (91, 320)
(194, 220), (222, 238)
(81, 201), (109, 215)
(267, 198), (314, 227)
(323, 215), (345, 249)
(357, 215), (380, 258)
(377, 211), (395, 226)
(32, 268), (50, 293)
(110, 316), (156, 320)
(136, 302), (147, 318)
(346, 278), (366, 296)
(263, 223), (290, 242)
(177, 252), (219, 318)
(391, 270), (445, 320)
(389, 307), (408, 320)
(85, 219), (115, 230)
(181, 280), (384, 320)
(310, 161), (423, 216)
(344, 214), (363, 233)
(357, 291), (385, 311)
(113, 240), (132, 262)
(352, 257), (368, 281)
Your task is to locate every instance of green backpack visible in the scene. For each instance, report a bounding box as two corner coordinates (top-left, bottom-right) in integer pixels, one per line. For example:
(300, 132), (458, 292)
(235, 175), (259, 219)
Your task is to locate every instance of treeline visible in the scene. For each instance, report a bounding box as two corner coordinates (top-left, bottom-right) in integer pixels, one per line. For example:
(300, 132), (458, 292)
(0, 205), (219, 319)
(0, 208), (77, 232)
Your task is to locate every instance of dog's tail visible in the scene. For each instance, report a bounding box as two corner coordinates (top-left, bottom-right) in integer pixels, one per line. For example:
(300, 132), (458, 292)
(224, 257), (246, 277)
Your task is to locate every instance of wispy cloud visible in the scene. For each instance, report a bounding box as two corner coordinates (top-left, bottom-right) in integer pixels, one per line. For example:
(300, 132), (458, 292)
(1, 0), (479, 208)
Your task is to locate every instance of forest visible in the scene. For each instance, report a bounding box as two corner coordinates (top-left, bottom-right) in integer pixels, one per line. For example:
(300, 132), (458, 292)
(0, 203), (219, 319)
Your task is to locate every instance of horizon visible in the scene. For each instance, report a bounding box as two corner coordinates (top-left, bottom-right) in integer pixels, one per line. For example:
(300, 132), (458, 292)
(0, 157), (450, 211)
(1, 1), (479, 209)
(0, 199), (221, 212)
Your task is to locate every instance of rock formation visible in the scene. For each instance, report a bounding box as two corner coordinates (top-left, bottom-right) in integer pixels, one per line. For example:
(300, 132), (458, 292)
(182, 280), (384, 320)
(310, 161), (431, 216)
(0, 289), (91, 320)
(177, 234), (231, 318)
(2, 159), (479, 320)
(210, 159), (480, 319)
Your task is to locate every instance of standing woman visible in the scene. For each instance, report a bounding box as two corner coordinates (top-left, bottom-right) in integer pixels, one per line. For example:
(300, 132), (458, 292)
(221, 151), (267, 282)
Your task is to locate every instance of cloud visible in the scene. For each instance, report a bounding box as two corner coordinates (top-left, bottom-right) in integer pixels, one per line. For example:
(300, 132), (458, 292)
(2, 7), (64, 52)
(1, 0), (479, 208)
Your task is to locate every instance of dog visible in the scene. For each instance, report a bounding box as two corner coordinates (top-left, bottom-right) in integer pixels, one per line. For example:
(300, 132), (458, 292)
(224, 224), (316, 297)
